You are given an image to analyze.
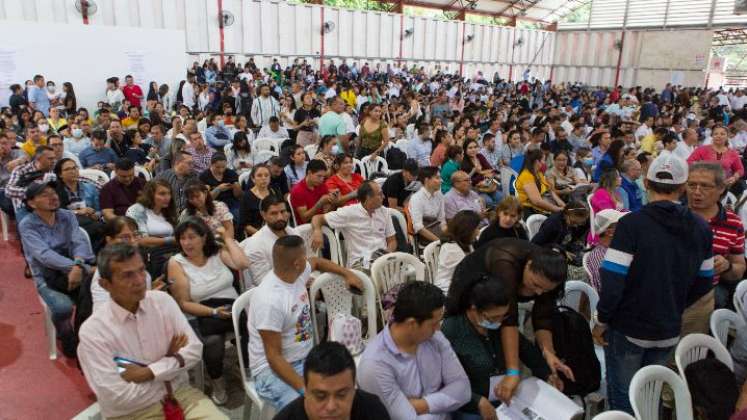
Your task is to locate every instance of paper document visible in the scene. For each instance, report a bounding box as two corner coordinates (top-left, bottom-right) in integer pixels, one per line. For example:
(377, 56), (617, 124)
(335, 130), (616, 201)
(490, 376), (583, 420)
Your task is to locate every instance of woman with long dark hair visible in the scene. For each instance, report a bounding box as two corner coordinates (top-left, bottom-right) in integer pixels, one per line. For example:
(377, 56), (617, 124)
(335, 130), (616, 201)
(433, 210), (481, 294)
(593, 139), (625, 182)
(62, 82), (77, 117)
(146, 81), (158, 102)
(516, 148), (565, 218)
(180, 180), (234, 239)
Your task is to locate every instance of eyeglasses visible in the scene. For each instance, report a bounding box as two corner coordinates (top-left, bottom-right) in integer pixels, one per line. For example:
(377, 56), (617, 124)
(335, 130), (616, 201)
(686, 182), (718, 192)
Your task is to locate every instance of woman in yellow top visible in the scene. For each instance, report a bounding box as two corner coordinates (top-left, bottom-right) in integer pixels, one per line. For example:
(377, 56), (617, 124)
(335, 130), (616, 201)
(516, 149), (565, 219)
(46, 107), (67, 134)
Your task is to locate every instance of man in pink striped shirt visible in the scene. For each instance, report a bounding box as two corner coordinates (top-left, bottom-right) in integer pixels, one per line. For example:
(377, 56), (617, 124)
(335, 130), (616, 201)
(78, 243), (227, 419)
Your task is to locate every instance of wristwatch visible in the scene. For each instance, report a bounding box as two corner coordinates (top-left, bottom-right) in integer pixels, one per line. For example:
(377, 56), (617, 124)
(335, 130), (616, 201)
(211, 308), (219, 318)
(73, 258), (86, 268)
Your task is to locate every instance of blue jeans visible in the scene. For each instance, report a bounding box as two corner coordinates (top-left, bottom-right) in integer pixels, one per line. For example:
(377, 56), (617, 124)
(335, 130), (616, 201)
(604, 328), (674, 414)
(34, 276), (75, 340)
(254, 359), (304, 410)
(480, 190), (503, 209)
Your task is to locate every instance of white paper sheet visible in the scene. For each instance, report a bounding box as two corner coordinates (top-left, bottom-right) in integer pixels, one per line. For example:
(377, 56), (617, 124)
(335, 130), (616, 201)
(490, 376), (583, 420)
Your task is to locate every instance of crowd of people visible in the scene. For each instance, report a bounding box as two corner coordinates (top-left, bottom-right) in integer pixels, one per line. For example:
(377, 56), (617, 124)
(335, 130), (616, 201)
(6, 54), (747, 419)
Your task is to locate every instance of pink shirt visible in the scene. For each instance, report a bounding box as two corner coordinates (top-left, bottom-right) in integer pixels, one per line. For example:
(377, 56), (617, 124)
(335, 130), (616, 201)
(590, 188), (623, 214)
(687, 145), (745, 178)
(78, 291), (203, 418)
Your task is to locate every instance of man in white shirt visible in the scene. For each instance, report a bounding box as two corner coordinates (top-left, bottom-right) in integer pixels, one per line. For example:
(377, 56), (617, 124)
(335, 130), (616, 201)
(732, 119), (747, 153)
(407, 166), (446, 243)
(241, 195), (307, 286)
(248, 235), (362, 411)
(182, 73), (196, 110)
(251, 84), (281, 128)
(257, 116), (290, 140)
(310, 180), (397, 269)
(635, 116), (654, 142)
(674, 128), (699, 161)
(78, 243), (226, 419)
(732, 89), (747, 112)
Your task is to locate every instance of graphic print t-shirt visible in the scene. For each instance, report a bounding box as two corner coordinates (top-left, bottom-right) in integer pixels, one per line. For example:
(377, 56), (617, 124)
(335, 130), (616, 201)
(247, 262), (314, 376)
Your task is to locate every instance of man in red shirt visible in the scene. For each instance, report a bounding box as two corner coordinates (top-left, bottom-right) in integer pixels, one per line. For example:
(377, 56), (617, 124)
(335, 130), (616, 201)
(290, 159), (335, 224)
(683, 161), (746, 335)
(122, 75), (143, 110)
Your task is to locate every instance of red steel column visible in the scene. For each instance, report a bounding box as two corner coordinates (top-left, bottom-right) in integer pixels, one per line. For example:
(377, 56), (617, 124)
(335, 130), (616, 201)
(217, 0), (226, 68)
(320, 6), (326, 77)
(613, 30), (626, 88)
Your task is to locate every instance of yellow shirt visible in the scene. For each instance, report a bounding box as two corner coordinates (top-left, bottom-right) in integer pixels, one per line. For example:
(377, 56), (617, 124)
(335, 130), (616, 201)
(516, 169), (549, 212)
(340, 90), (357, 108)
(47, 117), (67, 133)
(21, 137), (48, 158)
(640, 134), (657, 155)
(121, 117), (138, 129)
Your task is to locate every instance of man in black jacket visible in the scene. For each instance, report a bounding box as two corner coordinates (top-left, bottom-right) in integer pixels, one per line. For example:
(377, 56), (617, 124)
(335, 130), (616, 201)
(592, 154), (714, 414)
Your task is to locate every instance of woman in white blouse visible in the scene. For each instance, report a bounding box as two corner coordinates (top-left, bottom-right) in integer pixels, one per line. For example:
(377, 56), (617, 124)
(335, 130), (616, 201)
(168, 217), (249, 406)
(125, 179), (177, 247)
(433, 210), (482, 294)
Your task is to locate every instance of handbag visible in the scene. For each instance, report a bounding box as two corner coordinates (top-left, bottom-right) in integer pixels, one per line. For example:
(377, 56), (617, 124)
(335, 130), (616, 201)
(161, 381), (185, 420)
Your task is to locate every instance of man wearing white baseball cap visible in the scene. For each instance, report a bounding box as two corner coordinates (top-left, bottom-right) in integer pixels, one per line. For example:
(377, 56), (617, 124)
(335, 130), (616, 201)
(586, 209), (626, 293)
(591, 154), (714, 414)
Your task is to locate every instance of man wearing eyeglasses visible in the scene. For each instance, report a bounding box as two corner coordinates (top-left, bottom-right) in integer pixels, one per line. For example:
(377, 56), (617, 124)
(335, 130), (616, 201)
(683, 162), (745, 336)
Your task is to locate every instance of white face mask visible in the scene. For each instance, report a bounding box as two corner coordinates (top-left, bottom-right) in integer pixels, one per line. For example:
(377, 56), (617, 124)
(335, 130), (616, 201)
(47, 86), (55, 93)
(38, 124), (49, 132)
(72, 128), (83, 138)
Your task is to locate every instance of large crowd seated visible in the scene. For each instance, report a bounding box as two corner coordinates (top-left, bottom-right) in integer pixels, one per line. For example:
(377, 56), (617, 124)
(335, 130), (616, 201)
(6, 55), (747, 420)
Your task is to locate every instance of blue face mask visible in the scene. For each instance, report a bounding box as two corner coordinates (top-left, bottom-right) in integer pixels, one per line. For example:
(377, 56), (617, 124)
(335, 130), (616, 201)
(478, 319), (502, 330)
(583, 158), (594, 166)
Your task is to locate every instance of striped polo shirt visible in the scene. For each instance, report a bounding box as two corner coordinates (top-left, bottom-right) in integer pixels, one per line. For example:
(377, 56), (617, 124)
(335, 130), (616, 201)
(708, 205), (745, 284)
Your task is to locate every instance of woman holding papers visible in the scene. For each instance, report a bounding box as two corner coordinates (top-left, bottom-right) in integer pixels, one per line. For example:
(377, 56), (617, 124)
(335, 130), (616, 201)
(442, 276), (551, 419)
(451, 238), (574, 405)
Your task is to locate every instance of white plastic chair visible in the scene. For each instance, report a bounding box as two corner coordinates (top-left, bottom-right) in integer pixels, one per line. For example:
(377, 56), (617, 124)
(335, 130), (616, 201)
(0, 209), (9, 241)
(253, 149), (277, 165)
(511, 177), (518, 197)
(500, 166), (517, 198)
(525, 214), (547, 240)
(395, 138), (409, 153)
(309, 270), (377, 344)
(71, 402), (102, 420)
(723, 191), (738, 208)
(232, 289), (276, 420)
(78, 168), (110, 185)
(320, 226), (344, 266)
(238, 171), (252, 188)
(710, 308), (742, 348)
(422, 241), (441, 284)
(629, 365), (693, 420)
(735, 280), (747, 317)
(304, 144), (319, 158)
(352, 158), (365, 177)
(675, 333), (734, 381)
(360, 155), (389, 178)
(39, 296), (57, 360)
(79, 227), (92, 251)
(582, 252), (593, 280)
(388, 208), (413, 251)
(252, 138), (278, 153)
(287, 194), (298, 227)
(370, 252), (426, 324)
(561, 280), (599, 322)
(592, 411), (635, 420)
(134, 165), (152, 181)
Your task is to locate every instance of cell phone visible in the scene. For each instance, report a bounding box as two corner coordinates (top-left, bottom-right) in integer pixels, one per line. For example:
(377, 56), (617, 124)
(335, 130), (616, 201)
(114, 356), (146, 373)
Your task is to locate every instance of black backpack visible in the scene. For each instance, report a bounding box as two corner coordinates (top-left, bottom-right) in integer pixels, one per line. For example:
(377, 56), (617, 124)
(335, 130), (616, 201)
(685, 358), (739, 420)
(551, 305), (601, 397)
(386, 147), (407, 170)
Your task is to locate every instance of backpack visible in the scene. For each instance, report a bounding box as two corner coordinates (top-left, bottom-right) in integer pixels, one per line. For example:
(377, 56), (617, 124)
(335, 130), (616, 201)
(685, 358), (739, 420)
(551, 305), (601, 397)
(386, 147), (407, 171)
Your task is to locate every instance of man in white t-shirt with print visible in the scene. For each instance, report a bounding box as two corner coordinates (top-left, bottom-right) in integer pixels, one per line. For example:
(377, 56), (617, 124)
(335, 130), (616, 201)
(247, 235), (362, 411)
(310, 180), (397, 269)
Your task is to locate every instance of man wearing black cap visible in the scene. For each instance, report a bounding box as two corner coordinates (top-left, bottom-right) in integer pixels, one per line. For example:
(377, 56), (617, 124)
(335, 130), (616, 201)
(18, 180), (95, 357)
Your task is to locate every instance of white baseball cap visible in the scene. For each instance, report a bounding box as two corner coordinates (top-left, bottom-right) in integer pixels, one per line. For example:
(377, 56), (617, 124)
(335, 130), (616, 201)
(594, 209), (626, 235)
(646, 154), (688, 185)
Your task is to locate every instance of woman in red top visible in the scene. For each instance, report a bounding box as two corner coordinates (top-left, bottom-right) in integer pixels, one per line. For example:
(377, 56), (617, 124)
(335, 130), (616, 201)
(324, 154), (364, 207)
(688, 126), (745, 186)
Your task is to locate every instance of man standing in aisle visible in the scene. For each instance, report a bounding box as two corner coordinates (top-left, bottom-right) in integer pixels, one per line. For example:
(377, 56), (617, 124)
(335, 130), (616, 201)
(592, 154), (714, 414)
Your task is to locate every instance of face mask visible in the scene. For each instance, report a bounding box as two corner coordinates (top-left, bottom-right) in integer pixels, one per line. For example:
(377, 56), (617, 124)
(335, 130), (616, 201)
(72, 128), (83, 138)
(47, 86), (55, 93)
(38, 124), (49, 132)
(478, 319), (502, 330)
(583, 158), (594, 166)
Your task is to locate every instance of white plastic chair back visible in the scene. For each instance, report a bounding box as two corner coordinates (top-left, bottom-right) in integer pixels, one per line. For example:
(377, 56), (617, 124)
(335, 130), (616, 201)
(525, 214), (547, 240)
(79, 227), (92, 251)
(353, 158), (365, 177)
(734, 280), (747, 317)
(388, 208), (412, 250)
(71, 403), (102, 420)
(511, 177), (518, 197)
(134, 166), (151, 181)
(309, 270), (377, 344)
(592, 410), (635, 420)
(253, 149), (277, 165)
(582, 252), (593, 280)
(361, 155), (389, 178)
(500, 166), (518, 198)
(39, 296), (57, 360)
(320, 226), (344, 266)
(287, 194), (298, 227)
(238, 171), (252, 188)
(253, 138), (277, 153)
(561, 281), (599, 321)
(232, 289), (276, 420)
(723, 191), (738, 208)
(395, 138), (409, 154)
(422, 241), (441, 284)
(272, 137), (289, 151)
(710, 308), (741, 348)
(78, 168), (110, 185)
(304, 144), (319, 158)
(371, 252), (426, 321)
(587, 193), (596, 237)
(675, 333), (734, 380)
(629, 365), (693, 420)
(0, 208), (9, 241)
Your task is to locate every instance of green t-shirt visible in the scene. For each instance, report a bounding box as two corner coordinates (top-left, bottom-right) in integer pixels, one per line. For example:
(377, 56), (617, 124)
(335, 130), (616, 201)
(318, 111), (347, 137)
